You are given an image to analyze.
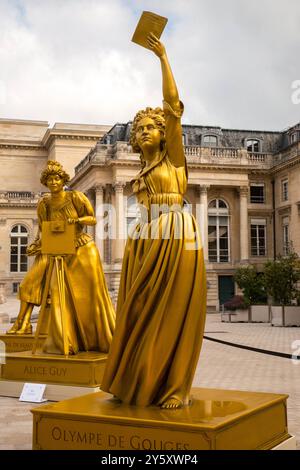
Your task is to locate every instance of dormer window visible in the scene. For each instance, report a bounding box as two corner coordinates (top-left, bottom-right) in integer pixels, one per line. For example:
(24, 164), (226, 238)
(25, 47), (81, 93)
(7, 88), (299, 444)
(290, 132), (298, 144)
(203, 135), (217, 147)
(246, 139), (260, 153)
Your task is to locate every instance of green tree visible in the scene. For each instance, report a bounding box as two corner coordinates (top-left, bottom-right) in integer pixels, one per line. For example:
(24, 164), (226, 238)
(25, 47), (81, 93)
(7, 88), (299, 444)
(264, 253), (300, 306)
(234, 265), (267, 306)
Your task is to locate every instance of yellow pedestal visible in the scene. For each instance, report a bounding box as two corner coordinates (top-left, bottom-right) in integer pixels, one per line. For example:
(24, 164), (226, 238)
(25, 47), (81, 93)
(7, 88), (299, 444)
(31, 388), (290, 450)
(0, 334), (47, 353)
(1, 350), (107, 387)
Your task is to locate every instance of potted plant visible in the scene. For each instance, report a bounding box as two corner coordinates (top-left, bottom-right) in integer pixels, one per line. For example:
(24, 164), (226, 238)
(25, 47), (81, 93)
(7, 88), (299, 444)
(264, 253), (300, 327)
(234, 266), (269, 323)
(221, 295), (250, 322)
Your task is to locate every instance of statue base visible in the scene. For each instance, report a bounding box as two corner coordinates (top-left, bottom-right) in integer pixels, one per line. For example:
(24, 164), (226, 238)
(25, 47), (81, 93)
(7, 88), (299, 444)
(0, 334), (47, 353)
(0, 350), (107, 387)
(0, 379), (101, 401)
(31, 388), (291, 450)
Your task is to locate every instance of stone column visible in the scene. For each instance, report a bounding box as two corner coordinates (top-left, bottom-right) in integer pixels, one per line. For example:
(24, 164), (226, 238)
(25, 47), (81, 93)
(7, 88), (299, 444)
(94, 185), (105, 259)
(85, 190), (95, 238)
(239, 186), (249, 262)
(0, 283), (6, 304)
(113, 182), (126, 263)
(197, 185), (209, 261)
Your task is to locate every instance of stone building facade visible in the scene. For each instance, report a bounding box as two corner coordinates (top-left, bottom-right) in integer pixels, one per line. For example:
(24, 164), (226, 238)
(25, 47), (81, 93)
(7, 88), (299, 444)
(0, 118), (110, 301)
(0, 117), (299, 310)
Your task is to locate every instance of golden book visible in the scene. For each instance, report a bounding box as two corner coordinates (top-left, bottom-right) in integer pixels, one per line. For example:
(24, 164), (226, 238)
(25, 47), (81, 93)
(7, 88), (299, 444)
(131, 11), (168, 50)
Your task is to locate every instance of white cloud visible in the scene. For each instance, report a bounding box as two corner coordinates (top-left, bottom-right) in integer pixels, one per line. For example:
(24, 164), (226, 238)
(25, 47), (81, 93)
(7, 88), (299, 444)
(0, 0), (299, 130)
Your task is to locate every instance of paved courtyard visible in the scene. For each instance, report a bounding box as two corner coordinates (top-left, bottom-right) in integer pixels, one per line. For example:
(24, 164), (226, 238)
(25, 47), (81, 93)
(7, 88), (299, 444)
(0, 297), (299, 450)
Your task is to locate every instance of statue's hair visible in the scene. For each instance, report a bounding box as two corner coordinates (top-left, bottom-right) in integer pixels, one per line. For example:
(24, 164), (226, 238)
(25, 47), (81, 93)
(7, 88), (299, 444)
(40, 160), (70, 187)
(130, 107), (166, 167)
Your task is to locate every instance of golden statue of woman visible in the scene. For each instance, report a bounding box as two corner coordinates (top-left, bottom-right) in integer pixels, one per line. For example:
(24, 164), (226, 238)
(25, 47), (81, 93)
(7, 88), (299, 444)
(101, 34), (207, 409)
(7, 160), (115, 355)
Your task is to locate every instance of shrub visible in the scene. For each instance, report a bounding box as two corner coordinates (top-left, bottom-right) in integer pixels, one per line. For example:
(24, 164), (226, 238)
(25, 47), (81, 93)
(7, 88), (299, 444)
(223, 295), (248, 311)
(234, 265), (267, 305)
(264, 253), (300, 306)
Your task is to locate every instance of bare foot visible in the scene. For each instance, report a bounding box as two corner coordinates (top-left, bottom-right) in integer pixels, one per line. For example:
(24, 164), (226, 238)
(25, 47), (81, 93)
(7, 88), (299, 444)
(111, 395), (122, 403)
(161, 398), (183, 409)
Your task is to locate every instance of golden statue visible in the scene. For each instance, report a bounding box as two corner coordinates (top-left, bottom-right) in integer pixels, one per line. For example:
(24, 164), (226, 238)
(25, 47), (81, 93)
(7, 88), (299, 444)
(7, 161), (115, 355)
(101, 33), (207, 409)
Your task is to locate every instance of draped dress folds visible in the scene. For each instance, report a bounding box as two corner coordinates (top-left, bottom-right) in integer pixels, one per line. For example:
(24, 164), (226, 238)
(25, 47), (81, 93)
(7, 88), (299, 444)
(101, 101), (207, 406)
(18, 190), (115, 355)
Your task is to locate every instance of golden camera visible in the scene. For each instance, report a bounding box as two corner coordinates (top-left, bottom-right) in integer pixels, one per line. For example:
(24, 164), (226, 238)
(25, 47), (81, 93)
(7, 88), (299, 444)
(41, 221), (76, 255)
(50, 220), (65, 233)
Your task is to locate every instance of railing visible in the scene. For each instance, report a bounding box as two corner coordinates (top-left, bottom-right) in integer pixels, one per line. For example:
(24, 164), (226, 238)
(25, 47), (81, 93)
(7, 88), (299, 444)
(210, 147), (239, 158)
(74, 142), (274, 175)
(75, 143), (115, 174)
(6, 191), (34, 199)
(247, 152), (268, 162)
(184, 146), (201, 157)
(185, 146), (240, 158)
(185, 146), (272, 167)
(75, 148), (97, 173)
(0, 191), (39, 204)
(273, 143), (300, 166)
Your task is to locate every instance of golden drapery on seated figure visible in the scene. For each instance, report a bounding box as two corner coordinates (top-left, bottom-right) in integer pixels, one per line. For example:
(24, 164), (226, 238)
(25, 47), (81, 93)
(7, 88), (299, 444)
(8, 161), (115, 355)
(101, 34), (207, 409)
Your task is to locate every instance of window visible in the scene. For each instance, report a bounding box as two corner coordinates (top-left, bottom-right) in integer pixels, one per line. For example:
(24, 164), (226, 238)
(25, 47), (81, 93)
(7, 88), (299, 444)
(10, 225), (28, 273)
(182, 134), (186, 145)
(282, 179), (288, 202)
(251, 219), (266, 256)
(291, 132), (298, 144)
(246, 139), (260, 153)
(183, 199), (192, 214)
(12, 282), (20, 294)
(250, 183), (265, 204)
(282, 217), (289, 256)
(203, 135), (217, 147)
(126, 195), (140, 237)
(208, 199), (230, 263)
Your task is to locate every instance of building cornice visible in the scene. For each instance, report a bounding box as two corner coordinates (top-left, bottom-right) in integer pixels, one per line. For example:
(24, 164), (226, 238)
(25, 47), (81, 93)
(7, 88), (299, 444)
(277, 204), (292, 215)
(0, 118), (48, 126)
(42, 130), (104, 148)
(188, 163), (269, 174)
(248, 208), (273, 215)
(0, 202), (38, 208)
(270, 154), (300, 174)
(0, 140), (44, 151)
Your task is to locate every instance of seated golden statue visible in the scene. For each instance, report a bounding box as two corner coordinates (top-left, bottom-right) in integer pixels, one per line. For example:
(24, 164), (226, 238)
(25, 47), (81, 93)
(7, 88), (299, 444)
(7, 160), (115, 355)
(101, 34), (207, 409)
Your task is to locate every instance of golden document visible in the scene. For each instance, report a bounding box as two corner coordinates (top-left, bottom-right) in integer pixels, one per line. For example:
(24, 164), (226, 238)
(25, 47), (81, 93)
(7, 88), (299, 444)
(131, 11), (168, 50)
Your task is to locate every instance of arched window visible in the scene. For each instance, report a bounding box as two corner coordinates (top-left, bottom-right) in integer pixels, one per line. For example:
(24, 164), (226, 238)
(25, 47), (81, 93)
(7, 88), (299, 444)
(10, 225), (28, 272)
(203, 135), (218, 147)
(246, 139), (260, 153)
(208, 199), (230, 263)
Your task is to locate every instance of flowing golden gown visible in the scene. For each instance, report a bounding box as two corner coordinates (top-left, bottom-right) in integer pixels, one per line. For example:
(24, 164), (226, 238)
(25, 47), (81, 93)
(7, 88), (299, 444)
(101, 102), (207, 406)
(19, 190), (115, 355)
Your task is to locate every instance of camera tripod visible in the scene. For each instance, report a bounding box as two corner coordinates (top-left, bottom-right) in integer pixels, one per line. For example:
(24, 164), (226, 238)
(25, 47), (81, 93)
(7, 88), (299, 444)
(32, 255), (86, 357)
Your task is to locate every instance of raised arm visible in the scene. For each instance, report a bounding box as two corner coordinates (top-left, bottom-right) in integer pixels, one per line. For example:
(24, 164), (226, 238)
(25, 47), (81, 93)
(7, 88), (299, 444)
(147, 33), (185, 168)
(147, 33), (180, 110)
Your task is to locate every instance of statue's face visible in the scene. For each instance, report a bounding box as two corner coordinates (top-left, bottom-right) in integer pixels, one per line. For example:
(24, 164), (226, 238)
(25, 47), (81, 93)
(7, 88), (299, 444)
(135, 117), (162, 155)
(46, 174), (64, 193)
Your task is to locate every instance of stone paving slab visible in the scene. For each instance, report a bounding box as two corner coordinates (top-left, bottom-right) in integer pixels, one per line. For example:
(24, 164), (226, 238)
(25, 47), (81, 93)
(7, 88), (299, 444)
(205, 314), (300, 355)
(0, 303), (299, 449)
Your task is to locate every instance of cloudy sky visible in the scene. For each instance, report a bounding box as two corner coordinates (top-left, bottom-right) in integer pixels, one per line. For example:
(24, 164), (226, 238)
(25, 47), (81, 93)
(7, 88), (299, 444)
(0, 0), (299, 130)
